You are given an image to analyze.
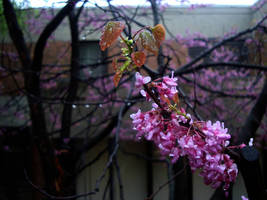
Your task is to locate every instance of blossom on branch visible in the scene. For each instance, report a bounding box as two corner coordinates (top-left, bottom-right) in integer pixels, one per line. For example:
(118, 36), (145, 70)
(130, 72), (238, 191)
(135, 72), (151, 88)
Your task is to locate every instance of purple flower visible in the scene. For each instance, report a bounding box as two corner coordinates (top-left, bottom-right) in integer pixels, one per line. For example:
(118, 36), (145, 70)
(135, 72), (151, 88)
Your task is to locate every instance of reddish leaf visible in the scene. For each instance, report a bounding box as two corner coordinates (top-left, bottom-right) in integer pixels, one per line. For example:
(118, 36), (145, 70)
(152, 24), (166, 47)
(54, 157), (63, 192)
(100, 21), (125, 51)
(55, 180), (61, 192)
(112, 57), (118, 71)
(173, 93), (180, 107)
(113, 71), (122, 87)
(55, 157), (64, 176)
(139, 30), (158, 55)
(131, 51), (146, 67)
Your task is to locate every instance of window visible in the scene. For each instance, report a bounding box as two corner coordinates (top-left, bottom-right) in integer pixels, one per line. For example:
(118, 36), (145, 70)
(79, 41), (107, 79)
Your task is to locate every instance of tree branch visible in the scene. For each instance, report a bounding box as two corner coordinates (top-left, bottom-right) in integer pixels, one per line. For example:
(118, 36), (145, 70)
(236, 78), (267, 144)
(2, 0), (31, 68)
(60, 8), (80, 140)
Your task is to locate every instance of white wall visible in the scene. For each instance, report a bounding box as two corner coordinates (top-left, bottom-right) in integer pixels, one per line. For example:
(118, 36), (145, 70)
(0, 5), (255, 42)
(76, 140), (148, 200)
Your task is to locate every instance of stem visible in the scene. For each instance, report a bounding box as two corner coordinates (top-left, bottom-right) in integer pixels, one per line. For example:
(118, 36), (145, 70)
(119, 34), (133, 56)
(143, 84), (164, 111)
(132, 26), (150, 40)
(169, 104), (191, 120)
(119, 34), (126, 43)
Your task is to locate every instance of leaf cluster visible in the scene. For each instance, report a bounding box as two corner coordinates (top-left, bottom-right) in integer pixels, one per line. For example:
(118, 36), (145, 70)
(99, 21), (166, 86)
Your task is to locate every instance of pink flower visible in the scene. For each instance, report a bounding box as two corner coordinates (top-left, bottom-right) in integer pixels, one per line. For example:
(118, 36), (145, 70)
(63, 138), (70, 144)
(140, 89), (151, 101)
(135, 72), (151, 88)
(241, 196), (249, 200)
(130, 72), (238, 191)
(163, 72), (178, 87)
(153, 72), (178, 99)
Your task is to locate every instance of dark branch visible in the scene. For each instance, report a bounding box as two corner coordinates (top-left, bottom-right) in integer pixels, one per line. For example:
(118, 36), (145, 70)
(61, 8), (80, 140)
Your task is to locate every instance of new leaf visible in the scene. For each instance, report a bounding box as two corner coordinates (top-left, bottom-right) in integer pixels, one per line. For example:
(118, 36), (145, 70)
(139, 30), (158, 55)
(131, 51), (146, 67)
(152, 24), (166, 47)
(100, 21), (125, 51)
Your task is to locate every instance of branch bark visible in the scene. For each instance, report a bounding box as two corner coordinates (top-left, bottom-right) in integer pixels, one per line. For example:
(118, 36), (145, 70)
(61, 8), (80, 140)
(3, 0), (80, 197)
(236, 79), (267, 199)
(210, 79), (267, 200)
(236, 79), (267, 144)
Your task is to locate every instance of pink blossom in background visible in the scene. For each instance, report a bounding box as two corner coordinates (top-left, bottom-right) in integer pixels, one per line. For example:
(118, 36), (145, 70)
(252, 0), (267, 10)
(188, 3), (210, 11)
(241, 195), (249, 200)
(3, 145), (10, 152)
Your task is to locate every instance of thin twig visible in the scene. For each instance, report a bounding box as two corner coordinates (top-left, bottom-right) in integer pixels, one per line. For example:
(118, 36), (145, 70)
(145, 162), (188, 200)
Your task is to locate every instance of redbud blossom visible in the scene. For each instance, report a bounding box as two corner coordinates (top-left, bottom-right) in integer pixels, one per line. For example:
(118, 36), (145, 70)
(135, 72), (151, 88)
(241, 196), (249, 200)
(130, 72), (238, 191)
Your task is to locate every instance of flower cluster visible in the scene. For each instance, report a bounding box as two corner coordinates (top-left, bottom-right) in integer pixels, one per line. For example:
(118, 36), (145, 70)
(241, 195), (249, 200)
(130, 72), (238, 190)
